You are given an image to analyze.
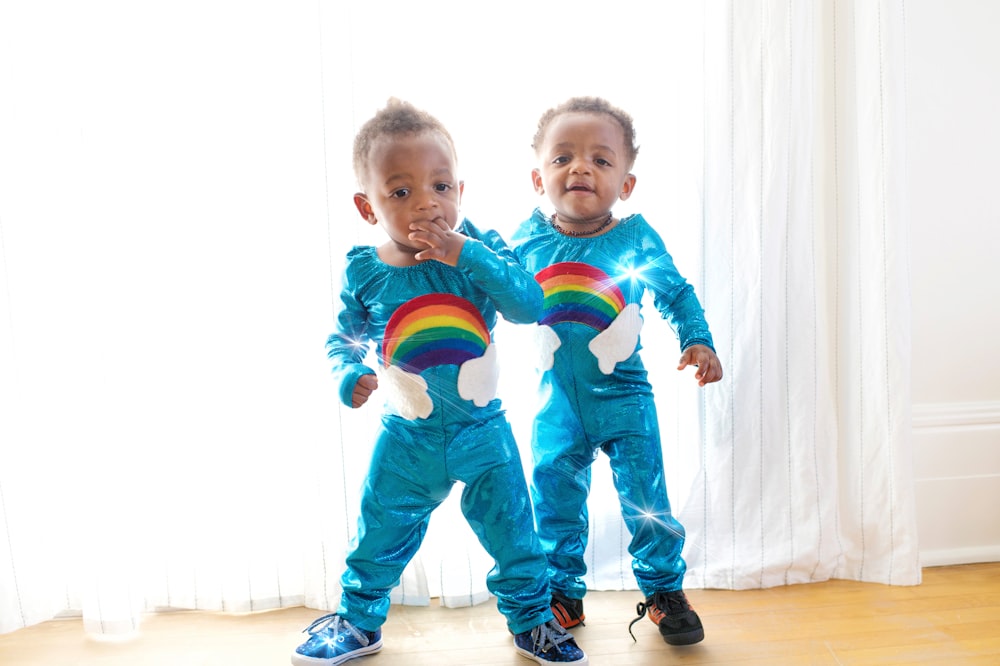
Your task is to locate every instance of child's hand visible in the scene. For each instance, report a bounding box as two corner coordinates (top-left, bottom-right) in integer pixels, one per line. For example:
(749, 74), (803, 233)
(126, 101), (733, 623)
(410, 218), (467, 266)
(677, 345), (723, 387)
(351, 373), (379, 408)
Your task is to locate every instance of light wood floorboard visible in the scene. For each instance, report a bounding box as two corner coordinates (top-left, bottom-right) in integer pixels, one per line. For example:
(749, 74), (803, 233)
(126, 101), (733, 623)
(0, 563), (997, 665)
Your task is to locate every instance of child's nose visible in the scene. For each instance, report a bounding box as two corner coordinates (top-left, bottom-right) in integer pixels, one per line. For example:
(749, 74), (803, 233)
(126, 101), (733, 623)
(415, 190), (439, 210)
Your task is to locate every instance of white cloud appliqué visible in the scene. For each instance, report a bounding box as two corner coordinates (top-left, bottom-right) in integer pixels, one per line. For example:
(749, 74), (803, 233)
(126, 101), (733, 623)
(379, 365), (433, 420)
(588, 303), (642, 374)
(457, 343), (499, 407)
(533, 323), (563, 372)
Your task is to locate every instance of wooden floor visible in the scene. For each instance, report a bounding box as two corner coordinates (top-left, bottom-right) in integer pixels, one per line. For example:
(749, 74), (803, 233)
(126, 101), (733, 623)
(1, 563), (998, 665)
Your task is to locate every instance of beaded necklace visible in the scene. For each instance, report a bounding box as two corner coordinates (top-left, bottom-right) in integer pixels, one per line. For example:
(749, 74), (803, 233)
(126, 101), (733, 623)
(549, 211), (614, 237)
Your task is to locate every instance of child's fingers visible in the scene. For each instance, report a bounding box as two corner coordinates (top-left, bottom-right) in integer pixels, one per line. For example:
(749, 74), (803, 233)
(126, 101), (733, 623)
(696, 361), (723, 386)
(410, 219), (449, 239)
(414, 247), (446, 262)
(351, 374), (379, 407)
(408, 229), (438, 248)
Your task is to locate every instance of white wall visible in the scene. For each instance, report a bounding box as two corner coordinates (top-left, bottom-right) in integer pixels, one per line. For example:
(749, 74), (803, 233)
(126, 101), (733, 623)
(907, 1), (1000, 565)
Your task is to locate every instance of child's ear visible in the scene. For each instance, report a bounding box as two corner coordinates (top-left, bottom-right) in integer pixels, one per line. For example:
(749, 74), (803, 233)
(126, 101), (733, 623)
(531, 169), (545, 195)
(353, 193), (378, 225)
(618, 173), (637, 201)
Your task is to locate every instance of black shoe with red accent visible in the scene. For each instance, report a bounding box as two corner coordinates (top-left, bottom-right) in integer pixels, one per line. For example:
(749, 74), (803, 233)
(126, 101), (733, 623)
(627, 590), (704, 645)
(550, 590), (586, 629)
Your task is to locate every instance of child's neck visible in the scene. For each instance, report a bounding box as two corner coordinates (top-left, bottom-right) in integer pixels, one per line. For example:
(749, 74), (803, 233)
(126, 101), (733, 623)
(377, 242), (422, 267)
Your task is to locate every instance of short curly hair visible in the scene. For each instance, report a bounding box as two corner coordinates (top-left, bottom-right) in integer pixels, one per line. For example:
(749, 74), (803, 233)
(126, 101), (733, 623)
(531, 96), (639, 171)
(352, 98), (457, 189)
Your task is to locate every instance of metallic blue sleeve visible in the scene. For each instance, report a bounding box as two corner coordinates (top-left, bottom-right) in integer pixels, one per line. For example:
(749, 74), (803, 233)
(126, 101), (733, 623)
(456, 220), (543, 325)
(638, 223), (716, 353)
(325, 257), (376, 407)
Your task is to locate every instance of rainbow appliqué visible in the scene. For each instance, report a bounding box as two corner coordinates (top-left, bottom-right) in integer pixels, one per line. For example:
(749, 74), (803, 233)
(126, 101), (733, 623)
(536, 262), (626, 331)
(381, 293), (491, 373)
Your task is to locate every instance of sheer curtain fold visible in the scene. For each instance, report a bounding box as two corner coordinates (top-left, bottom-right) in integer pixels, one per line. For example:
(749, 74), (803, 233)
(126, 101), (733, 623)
(0, 0), (918, 639)
(683, 0), (918, 589)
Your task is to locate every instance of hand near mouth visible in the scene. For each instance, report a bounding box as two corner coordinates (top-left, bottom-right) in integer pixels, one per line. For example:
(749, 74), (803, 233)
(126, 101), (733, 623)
(410, 218), (467, 266)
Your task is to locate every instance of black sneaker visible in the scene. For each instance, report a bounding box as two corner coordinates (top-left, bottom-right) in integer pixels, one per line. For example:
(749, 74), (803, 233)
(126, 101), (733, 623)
(550, 590), (586, 629)
(627, 590), (704, 645)
(513, 619), (588, 664)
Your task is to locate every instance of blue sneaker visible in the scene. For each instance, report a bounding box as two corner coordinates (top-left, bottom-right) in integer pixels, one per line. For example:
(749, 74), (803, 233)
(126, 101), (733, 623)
(513, 619), (588, 664)
(291, 614), (382, 666)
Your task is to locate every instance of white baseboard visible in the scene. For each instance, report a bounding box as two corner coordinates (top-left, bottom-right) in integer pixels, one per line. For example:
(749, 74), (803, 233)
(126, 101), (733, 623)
(912, 400), (1000, 567)
(912, 400), (1000, 428)
(920, 545), (1000, 568)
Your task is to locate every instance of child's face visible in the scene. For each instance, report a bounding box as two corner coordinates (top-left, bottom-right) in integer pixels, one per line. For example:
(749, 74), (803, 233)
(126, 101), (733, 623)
(532, 112), (635, 224)
(354, 131), (463, 256)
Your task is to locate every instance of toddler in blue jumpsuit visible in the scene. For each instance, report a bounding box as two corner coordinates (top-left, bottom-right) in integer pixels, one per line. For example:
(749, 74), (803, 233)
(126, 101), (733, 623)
(291, 99), (586, 666)
(510, 97), (724, 646)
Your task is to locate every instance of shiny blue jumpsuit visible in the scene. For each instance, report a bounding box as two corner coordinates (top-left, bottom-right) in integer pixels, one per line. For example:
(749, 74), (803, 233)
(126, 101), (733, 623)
(326, 219), (553, 634)
(511, 208), (715, 601)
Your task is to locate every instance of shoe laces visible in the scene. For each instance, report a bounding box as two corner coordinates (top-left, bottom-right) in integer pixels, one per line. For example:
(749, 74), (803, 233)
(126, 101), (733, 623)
(302, 613), (373, 648)
(627, 591), (690, 641)
(528, 619), (575, 653)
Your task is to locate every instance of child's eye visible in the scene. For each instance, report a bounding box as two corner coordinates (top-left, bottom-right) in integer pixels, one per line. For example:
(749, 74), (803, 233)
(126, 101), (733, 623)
(390, 188), (410, 199)
(434, 183), (452, 193)
(595, 158), (612, 167)
(552, 156), (569, 165)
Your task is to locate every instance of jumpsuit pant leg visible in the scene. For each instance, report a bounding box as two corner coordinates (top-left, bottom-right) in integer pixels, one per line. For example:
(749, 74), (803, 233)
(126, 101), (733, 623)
(451, 414), (553, 635)
(337, 421), (450, 632)
(602, 395), (687, 597)
(530, 390), (594, 601)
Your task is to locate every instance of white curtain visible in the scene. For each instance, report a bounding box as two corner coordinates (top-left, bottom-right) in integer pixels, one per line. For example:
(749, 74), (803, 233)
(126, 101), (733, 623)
(0, 0), (918, 639)
(680, 0), (920, 589)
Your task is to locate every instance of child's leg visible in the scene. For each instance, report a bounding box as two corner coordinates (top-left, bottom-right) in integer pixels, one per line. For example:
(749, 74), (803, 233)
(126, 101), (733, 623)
(531, 404), (593, 600)
(450, 414), (553, 635)
(602, 397), (687, 596)
(338, 422), (451, 630)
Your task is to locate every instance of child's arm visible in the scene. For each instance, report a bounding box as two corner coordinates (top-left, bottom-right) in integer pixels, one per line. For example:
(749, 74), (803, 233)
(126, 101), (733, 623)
(325, 262), (378, 408)
(452, 220), (543, 324)
(635, 223), (720, 384)
(645, 258), (715, 355)
(407, 218), (541, 322)
(653, 280), (716, 352)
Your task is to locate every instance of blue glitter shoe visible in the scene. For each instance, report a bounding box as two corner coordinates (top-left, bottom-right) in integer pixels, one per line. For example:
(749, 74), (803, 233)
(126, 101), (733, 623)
(513, 619), (588, 664)
(290, 613), (382, 666)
